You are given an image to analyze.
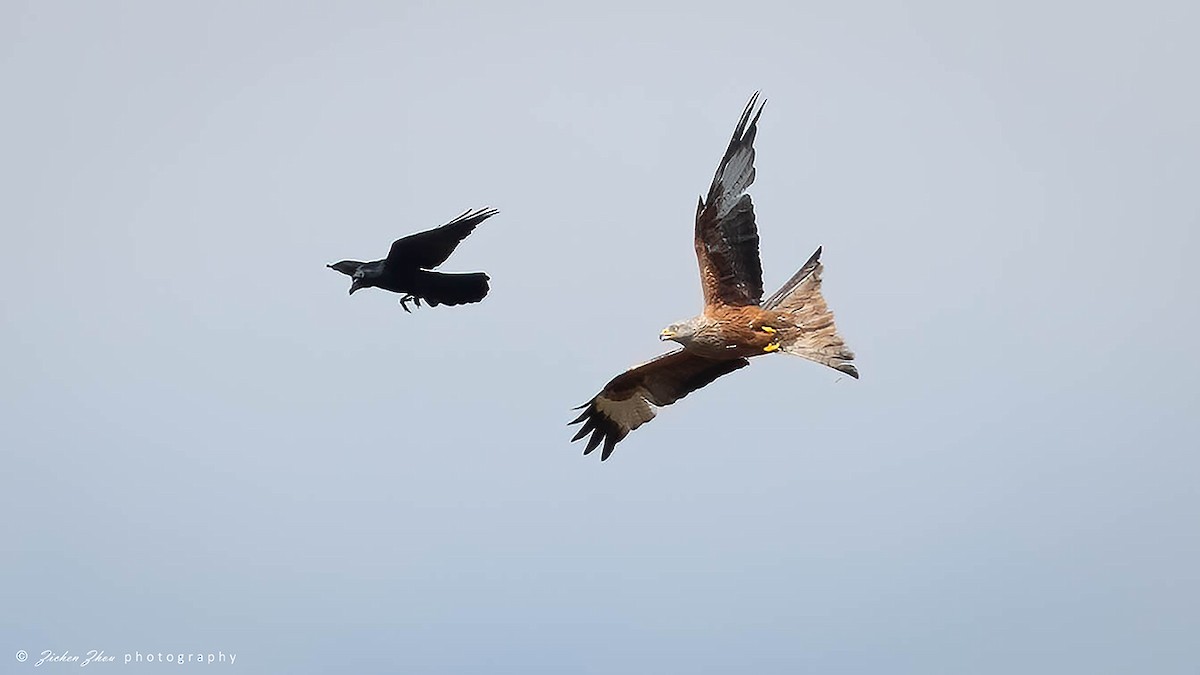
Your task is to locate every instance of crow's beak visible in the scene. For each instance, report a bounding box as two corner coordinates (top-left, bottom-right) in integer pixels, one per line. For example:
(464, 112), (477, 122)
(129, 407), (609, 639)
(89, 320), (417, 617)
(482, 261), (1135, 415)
(349, 279), (363, 295)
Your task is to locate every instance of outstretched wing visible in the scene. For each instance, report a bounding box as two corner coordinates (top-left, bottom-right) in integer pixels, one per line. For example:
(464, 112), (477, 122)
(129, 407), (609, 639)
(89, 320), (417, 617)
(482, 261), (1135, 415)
(386, 207), (499, 270)
(569, 351), (750, 461)
(694, 93), (766, 309)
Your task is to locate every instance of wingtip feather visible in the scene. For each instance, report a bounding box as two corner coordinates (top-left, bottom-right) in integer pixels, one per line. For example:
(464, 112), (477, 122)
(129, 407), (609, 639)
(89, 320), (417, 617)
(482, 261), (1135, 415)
(601, 436), (617, 461)
(571, 420), (595, 442)
(569, 406), (591, 424)
(584, 430), (604, 455)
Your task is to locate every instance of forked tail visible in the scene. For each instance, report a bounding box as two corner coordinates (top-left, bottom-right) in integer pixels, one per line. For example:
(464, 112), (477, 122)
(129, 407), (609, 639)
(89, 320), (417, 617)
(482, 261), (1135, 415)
(764, 247), (858, 378)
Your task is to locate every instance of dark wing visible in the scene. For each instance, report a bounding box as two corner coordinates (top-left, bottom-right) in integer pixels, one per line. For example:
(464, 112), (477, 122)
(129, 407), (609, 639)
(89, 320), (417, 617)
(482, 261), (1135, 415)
(386, 207), (499, 270)
(569, 350), (750, 461)
(407, 270), (490, 307)
(694, 93), (766, 309)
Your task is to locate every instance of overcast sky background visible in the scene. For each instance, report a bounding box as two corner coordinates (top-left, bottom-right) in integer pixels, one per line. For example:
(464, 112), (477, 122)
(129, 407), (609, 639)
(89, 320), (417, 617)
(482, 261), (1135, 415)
(2, 1), (1198, 673)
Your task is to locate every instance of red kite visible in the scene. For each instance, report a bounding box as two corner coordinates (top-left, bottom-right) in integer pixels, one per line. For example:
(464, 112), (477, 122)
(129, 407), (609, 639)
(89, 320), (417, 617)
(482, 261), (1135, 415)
(570, 94), (857, 460)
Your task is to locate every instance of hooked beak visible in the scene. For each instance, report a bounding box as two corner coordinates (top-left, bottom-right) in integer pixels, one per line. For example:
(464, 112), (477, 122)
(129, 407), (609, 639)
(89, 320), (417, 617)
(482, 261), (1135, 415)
(660, 329), (675, 341)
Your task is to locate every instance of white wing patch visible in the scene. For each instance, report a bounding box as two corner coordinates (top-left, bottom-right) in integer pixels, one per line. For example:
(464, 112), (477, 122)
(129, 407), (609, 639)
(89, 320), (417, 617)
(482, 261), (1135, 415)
(595, 394), (656, 433)
(715, 145), (755, 220)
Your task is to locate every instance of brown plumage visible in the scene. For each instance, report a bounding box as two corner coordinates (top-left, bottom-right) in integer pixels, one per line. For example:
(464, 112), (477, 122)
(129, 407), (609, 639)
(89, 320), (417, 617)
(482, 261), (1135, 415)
(570, 93), (858, 461)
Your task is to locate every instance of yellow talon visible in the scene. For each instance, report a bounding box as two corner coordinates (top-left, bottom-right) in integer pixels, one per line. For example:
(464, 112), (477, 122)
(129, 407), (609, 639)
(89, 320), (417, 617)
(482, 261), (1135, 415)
(761, 325), (777, 334)
(764, 342), (781, 353)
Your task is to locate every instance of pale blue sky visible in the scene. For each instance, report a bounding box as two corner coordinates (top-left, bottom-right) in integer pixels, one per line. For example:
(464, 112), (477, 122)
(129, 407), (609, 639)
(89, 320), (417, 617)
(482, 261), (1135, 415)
(2, 1), (1198, 673)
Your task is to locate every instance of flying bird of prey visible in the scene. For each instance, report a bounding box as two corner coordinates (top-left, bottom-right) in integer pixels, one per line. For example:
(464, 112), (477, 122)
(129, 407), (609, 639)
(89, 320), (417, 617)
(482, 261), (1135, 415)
(328, 208), (498, 311)
(570, 94), (858, 461)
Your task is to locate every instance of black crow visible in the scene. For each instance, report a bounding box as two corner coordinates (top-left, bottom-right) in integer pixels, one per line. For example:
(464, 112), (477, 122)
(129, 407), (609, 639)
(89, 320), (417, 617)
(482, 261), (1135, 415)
(328, 207), (498, 312)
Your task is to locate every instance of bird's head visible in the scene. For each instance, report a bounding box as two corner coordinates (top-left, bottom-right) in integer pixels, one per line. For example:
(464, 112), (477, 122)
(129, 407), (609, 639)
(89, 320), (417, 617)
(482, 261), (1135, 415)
(336, 260), (384, 295)
(327, 260), (363, 276)
(660, 316), (703, 346)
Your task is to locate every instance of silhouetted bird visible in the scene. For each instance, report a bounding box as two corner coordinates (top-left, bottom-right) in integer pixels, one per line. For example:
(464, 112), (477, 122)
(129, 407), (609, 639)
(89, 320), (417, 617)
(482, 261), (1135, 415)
(328, 208), (498, 312)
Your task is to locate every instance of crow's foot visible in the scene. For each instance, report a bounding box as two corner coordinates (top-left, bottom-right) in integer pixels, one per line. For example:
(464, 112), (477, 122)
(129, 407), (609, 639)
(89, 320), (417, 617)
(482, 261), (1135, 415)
(399, 294), (423, 313)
